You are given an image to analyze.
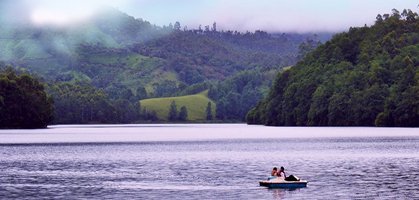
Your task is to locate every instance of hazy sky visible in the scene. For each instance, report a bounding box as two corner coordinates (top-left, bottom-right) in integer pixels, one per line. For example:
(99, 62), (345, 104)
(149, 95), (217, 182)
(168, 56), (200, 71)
(5, 0), (419, 32)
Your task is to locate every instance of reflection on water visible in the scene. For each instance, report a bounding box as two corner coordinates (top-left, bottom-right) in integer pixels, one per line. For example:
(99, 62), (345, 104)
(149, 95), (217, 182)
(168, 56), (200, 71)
(268, 188), (302, 200)
(0, 124), (418, 199)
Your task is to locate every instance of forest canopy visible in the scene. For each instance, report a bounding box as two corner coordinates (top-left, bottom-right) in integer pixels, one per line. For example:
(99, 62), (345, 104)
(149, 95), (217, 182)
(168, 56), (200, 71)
(0, 66), (53, 128)
(247, 9), (419, 127)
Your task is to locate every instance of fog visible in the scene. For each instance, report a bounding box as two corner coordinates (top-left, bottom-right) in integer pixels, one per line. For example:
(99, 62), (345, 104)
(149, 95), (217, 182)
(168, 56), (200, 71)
(1, 0), (418, 32)
(1, 0), (417, 32)
(0, 0), (121, 26)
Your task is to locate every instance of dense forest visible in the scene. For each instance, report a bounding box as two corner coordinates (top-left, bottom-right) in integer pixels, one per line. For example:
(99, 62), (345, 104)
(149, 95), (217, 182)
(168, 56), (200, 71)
(0, 7), (328, 124)
(46, 82), (140, 124)
(208, 70), (273, 121)
(247, 9), (419, 127)
(0, 66), (53, 128)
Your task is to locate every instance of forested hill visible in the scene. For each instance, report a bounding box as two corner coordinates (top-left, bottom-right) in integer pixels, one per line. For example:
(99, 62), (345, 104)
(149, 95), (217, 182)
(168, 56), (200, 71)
(247, 9), (419, 127)
(0, 7), (331, 123)
(0, 7), (323, 87)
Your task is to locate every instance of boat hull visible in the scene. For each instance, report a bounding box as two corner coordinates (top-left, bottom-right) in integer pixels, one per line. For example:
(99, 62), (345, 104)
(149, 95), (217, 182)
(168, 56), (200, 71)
(259, 180), (308, 189)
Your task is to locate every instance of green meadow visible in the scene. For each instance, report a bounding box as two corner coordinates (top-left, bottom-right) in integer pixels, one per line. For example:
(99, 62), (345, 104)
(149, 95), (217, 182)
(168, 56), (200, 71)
(140, 90), (216, 121)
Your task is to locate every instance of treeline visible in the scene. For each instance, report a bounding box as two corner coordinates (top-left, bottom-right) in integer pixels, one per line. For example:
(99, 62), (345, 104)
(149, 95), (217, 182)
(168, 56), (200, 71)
(130, 29), (303, 82)
(0, 67), (53, 128)
(247, 9), (419, 127)
(47, 82), (132, 124)
(47, 82), (166, 124)
(208, 70), (272, 121)
(0, 65), (162, 127)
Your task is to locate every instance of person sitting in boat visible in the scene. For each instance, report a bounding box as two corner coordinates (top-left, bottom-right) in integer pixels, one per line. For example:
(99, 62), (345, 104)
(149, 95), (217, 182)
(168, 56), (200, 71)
(279, 166), (300, 181)
(271, 167), (278, 176)
(277, 166), (286, 180)
(268, 167), (278, 180)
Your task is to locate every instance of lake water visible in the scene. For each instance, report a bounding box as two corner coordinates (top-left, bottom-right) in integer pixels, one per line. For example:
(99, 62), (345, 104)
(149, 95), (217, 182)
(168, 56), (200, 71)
(0, 124), (418, 199)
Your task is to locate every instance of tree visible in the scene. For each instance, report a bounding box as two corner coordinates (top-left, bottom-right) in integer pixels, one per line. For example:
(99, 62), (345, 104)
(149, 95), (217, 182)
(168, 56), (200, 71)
(297, 38), (321, 60)
(153, 80), (179, 97)
(206, 102), (213, 120)
(168, 100), (178, 121)
(212, 22), (217, 32)
(174, 21), (181, 31)
(112, 99), (138, 123)
(0, 67), (53, 128)
(142, 108), (158, 121)
(136, 86), (148, 100)
(178, 106), (188, 121)
(376, 14), (383, 23)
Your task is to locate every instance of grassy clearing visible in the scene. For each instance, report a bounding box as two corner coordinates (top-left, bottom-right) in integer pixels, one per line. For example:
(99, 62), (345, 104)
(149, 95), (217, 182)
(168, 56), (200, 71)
(140, 90), (216, 121)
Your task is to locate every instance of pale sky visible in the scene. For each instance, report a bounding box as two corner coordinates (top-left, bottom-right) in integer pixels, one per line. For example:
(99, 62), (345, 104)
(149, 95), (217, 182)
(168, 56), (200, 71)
(3, 0), (419, 32)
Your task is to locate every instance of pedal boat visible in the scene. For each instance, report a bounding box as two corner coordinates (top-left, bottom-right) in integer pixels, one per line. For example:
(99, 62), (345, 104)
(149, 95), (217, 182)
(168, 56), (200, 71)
(259, 178), (308, 189)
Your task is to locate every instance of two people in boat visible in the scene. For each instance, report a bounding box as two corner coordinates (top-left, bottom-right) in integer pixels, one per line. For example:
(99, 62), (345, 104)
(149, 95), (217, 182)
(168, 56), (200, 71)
(269, 166), (286, 180)
(269, 166), (299, 181)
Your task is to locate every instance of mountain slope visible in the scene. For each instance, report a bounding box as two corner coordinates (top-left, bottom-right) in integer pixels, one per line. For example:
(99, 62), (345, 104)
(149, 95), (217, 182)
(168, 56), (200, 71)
(0, 8), (324, 88)
(247, 9), (419, 127)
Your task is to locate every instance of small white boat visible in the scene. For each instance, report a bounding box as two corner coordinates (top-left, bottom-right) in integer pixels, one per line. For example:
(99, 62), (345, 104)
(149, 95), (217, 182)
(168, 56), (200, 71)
(259, 178), (308, 189)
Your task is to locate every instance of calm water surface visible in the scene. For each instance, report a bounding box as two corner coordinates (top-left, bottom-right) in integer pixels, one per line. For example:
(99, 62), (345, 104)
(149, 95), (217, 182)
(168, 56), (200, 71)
(0, 124), (418, 199)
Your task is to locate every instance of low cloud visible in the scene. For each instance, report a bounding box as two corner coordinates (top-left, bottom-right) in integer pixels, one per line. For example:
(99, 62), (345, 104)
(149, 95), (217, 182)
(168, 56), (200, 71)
(1, 0), (418, 32)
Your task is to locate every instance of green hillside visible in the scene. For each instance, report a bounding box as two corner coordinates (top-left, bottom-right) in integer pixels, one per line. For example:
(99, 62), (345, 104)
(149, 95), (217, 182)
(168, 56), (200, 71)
(247, 9), (419, 127)
(140, 90), (215, 121)
(0, 6), (331, 124)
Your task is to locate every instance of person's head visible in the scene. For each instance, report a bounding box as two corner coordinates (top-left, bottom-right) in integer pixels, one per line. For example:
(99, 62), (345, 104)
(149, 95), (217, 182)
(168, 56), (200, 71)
(273, 167), (277, 171)
(280, 166), (285, 172)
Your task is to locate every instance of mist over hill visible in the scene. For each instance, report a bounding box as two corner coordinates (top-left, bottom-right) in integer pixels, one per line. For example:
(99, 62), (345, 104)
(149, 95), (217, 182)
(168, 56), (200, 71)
(0, 7), (333, 123)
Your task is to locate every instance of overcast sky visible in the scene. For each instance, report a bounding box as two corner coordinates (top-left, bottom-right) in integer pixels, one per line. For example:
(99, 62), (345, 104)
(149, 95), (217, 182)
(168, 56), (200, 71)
(5, 0), (419, 32)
